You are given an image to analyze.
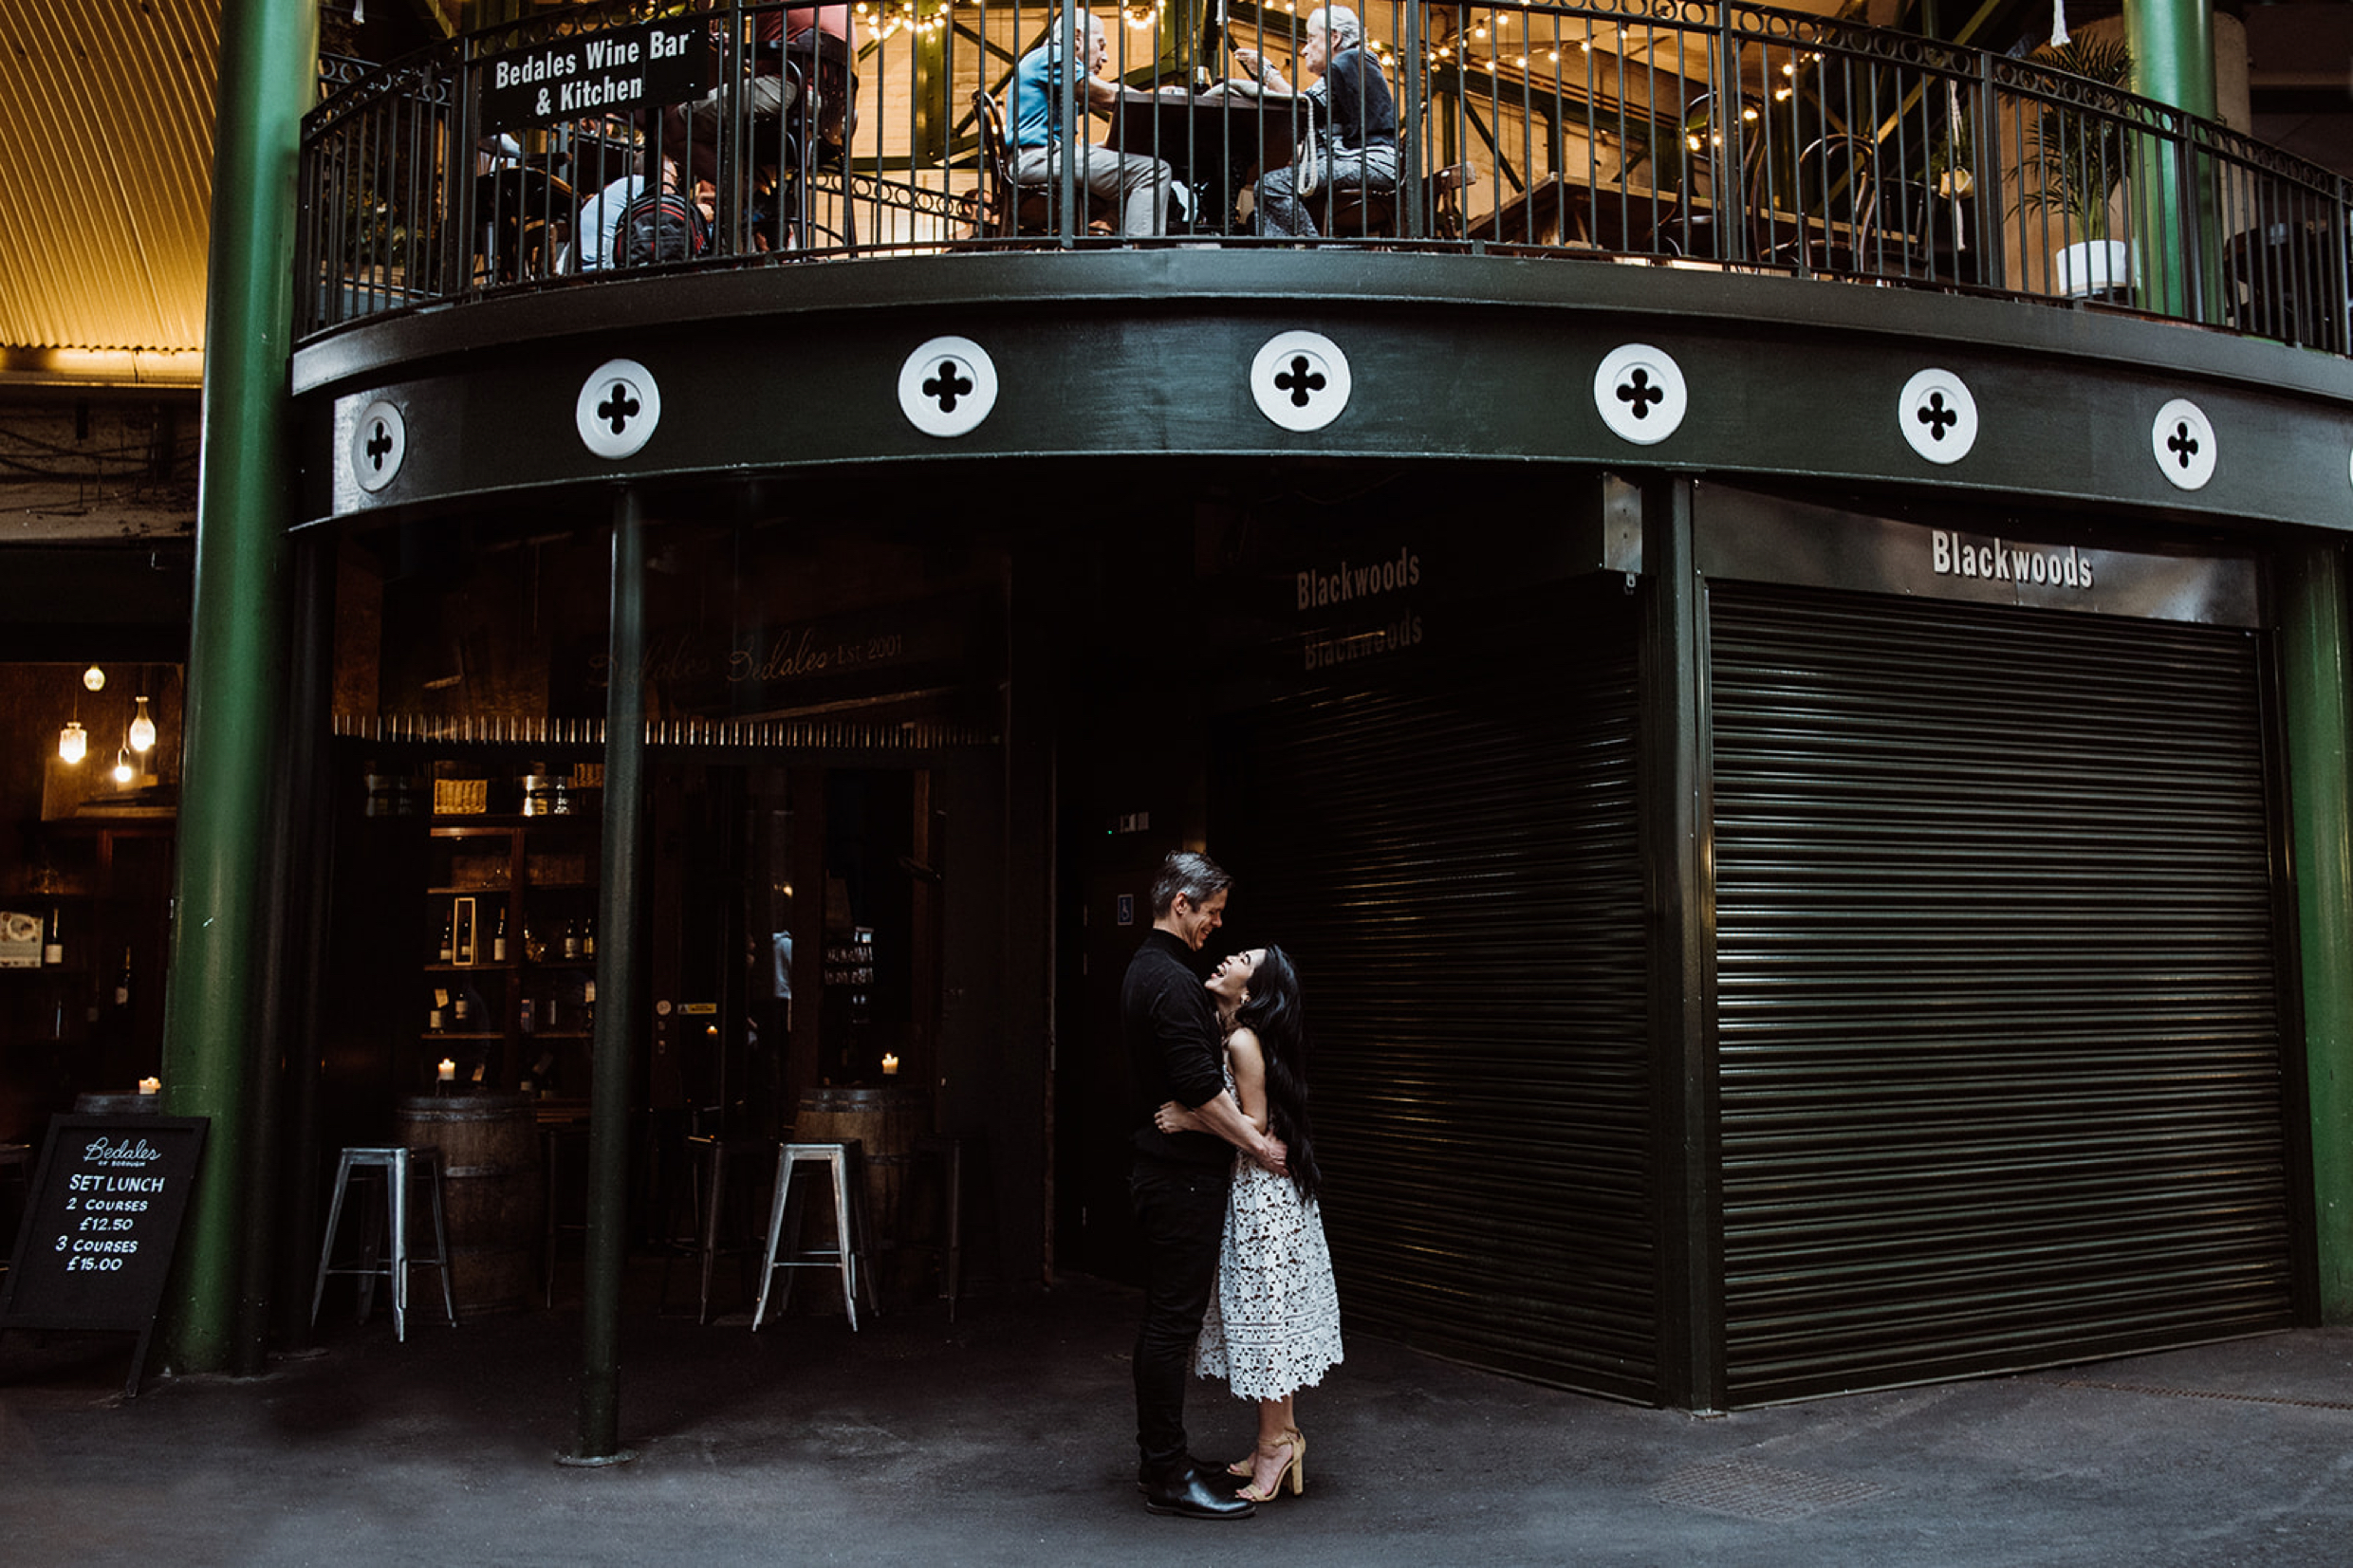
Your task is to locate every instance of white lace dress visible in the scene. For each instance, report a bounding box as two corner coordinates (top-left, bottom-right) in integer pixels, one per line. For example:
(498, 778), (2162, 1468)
(1194, 1064), (1344, 1401)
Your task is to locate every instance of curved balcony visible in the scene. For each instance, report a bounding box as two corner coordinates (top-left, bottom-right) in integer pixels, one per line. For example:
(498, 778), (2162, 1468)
(299, 0), (2352, 356)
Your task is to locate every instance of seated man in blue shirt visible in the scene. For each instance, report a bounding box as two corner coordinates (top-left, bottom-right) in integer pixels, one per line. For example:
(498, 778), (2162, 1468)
(1010, 11), (1176, 237)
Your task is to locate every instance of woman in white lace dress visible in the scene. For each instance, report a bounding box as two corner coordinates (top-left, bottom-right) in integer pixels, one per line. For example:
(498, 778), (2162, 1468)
(1155, 945), (1342, 1503)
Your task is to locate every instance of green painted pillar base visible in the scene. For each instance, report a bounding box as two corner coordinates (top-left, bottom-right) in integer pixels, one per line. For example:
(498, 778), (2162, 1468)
(160, 0), (315, 1372)
(2281, 539), (2353, 1323)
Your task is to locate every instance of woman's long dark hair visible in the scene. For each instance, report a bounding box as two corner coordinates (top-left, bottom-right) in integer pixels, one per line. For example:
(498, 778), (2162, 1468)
(1233, 945), (1321, 1202)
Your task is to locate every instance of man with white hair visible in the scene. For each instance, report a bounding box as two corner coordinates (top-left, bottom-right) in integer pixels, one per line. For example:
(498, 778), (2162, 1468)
(1010, 10), (1177, 237)
(1232, 7), (1399, 236)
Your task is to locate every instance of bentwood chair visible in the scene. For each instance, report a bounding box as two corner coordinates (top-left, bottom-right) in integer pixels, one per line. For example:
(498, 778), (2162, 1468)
(1314, 161), (1473, 242)
(969, 91), (1110, 240)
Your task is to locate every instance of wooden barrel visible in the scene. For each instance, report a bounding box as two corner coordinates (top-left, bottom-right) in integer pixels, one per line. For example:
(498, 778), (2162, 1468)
(394, 1093), (542, 1316)
(792, 1085), (929, 1296)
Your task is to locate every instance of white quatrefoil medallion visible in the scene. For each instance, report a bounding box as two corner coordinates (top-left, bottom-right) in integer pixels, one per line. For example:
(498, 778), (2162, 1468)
(1251, 331), (1352, 432)
(2151, 397), (2215, 490)
(1899, 368), (1978, 465)
(899, 337), (998, 437)
(350, 398), (407, 493)
(1593, 343), (1688, 445)
(576, 360), (662, 459)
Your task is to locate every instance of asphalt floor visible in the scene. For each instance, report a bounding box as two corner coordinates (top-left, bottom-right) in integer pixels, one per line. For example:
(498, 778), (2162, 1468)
(3, 1264), (2350, 1566)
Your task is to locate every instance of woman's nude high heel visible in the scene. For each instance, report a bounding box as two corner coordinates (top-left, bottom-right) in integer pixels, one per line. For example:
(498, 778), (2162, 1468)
(1237, 1428), (1306, 1502)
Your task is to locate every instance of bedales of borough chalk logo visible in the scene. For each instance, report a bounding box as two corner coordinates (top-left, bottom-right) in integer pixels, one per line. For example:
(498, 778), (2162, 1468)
(83, 1136), (163, 1168)
(1930, 530), (2094, 591)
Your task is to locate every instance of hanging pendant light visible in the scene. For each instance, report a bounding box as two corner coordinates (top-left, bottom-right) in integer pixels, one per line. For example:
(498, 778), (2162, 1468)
(83, 665), (106, 692)
(58, 721), (87, 764)
(112, 747), (135, 786)
(129, 695), (157, 753)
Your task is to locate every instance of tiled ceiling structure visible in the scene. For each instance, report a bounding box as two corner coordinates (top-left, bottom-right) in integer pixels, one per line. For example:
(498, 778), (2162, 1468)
(0, 0), (218, 352)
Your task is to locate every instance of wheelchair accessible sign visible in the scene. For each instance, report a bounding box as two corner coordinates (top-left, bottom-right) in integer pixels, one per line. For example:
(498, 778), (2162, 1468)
(480, 20), (710, 136)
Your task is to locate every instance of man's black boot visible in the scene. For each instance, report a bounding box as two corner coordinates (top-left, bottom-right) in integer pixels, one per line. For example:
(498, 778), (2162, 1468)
(1140, 1461), (1256, 1519)
(1137, 1456), (1243, 1494)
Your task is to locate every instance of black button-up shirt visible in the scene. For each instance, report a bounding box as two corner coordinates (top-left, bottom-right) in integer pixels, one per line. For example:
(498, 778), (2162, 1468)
(1121, 929), (1231, 1168)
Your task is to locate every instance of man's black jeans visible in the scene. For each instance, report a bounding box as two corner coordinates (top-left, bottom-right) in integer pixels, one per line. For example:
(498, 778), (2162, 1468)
(1129, 1158), (1232, 1470)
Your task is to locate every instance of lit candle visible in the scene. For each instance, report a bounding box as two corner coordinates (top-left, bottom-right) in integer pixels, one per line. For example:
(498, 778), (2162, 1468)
(881, 1053), (899, 1077)
(437, 1058), (457, 1082)
(138, 1077), (160, 1096)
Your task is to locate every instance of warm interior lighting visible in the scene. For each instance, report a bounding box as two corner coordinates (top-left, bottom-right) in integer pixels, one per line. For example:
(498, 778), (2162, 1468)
(112, 747), (135, 786)
(58, 722), (87, 765)
(129, 696), (157, 753)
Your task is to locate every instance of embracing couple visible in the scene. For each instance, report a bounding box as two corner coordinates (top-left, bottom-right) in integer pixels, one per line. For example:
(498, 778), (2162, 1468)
(1121, 850), (1343, 1520)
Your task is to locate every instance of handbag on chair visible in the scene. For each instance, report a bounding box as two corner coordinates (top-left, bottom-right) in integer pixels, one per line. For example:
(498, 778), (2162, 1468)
(1294, 132), (1325, 199)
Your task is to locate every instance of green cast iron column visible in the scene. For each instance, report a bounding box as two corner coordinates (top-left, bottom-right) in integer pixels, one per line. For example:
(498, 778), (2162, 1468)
(159, 0), (316, 1372)
(2123, 0), (2218, 320)
(567, 493), (647, 1465)
(1640, 475), (1723, 1411)
(2124, 0), (2216, 115)
(2282, 540), (2353, 1322)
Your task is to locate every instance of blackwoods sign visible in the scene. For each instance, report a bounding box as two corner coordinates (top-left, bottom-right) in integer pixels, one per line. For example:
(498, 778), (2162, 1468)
(1693, 485), (2261, 629)
(480, 20), (710, 137)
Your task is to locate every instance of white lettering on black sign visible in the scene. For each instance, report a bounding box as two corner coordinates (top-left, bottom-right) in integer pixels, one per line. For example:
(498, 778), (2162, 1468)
(480, 22), (708, 136)
(3, 1116), (208, 1330)
(1931, 530), (2095, 590)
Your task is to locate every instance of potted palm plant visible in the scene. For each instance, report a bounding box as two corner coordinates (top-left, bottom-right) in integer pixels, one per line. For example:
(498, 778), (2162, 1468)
(2017, 35), (2137, 296)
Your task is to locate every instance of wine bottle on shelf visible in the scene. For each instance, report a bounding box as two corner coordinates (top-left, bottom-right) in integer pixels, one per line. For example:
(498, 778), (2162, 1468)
(429, 987), (448, 1033)
(492, 906), (509, 963)
(453, 991), (472, 1029)
(563, 919), (580, 960)
(114, 947), (132, 1008)
(438, 911), (455, 964)
(43, 907), (63, 967)
(583, 914), (596, 959)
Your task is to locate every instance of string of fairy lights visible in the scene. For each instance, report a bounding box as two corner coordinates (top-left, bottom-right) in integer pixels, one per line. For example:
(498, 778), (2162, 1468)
(833, 1), (1826, 92)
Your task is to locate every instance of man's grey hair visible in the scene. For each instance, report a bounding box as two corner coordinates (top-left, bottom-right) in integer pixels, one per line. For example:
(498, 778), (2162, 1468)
(1149, 851), (1232, 919)
(1046, 9), (1105, 53)
(1310, 6), (1363, 51)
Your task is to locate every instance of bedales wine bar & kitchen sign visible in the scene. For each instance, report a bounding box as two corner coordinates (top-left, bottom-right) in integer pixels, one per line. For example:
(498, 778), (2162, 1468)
(480, 20), (709, 136)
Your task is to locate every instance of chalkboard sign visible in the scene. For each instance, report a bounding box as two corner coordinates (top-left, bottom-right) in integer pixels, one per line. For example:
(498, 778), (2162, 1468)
(1, 1114), (209, 1396)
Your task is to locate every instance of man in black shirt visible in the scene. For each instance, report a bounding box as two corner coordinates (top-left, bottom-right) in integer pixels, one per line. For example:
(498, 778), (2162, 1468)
(1121, 850), (1287, 1519)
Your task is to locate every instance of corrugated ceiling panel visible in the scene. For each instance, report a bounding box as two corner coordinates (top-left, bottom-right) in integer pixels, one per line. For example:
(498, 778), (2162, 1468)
(0, 0), (219, 350)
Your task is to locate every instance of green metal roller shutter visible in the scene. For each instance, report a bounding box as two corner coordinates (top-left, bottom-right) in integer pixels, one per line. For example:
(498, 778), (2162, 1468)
(1213, 638), (1656, 1400)
(1709, 581), (2295, 1406)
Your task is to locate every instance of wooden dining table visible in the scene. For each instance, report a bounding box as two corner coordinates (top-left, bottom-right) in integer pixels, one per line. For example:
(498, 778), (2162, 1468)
(1107, 83), (1310, 233)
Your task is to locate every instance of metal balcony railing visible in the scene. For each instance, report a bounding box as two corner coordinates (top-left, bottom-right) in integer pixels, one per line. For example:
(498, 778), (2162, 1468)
(297, 0), (2353, 357)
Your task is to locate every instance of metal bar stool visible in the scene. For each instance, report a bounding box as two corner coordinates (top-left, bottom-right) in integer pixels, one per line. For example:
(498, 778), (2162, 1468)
(906, 1134), (965, 1321)
(658, 1134), (771, 1324)
(751, 1140), (878, 1331)
(310, 1146), (456, 1341)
